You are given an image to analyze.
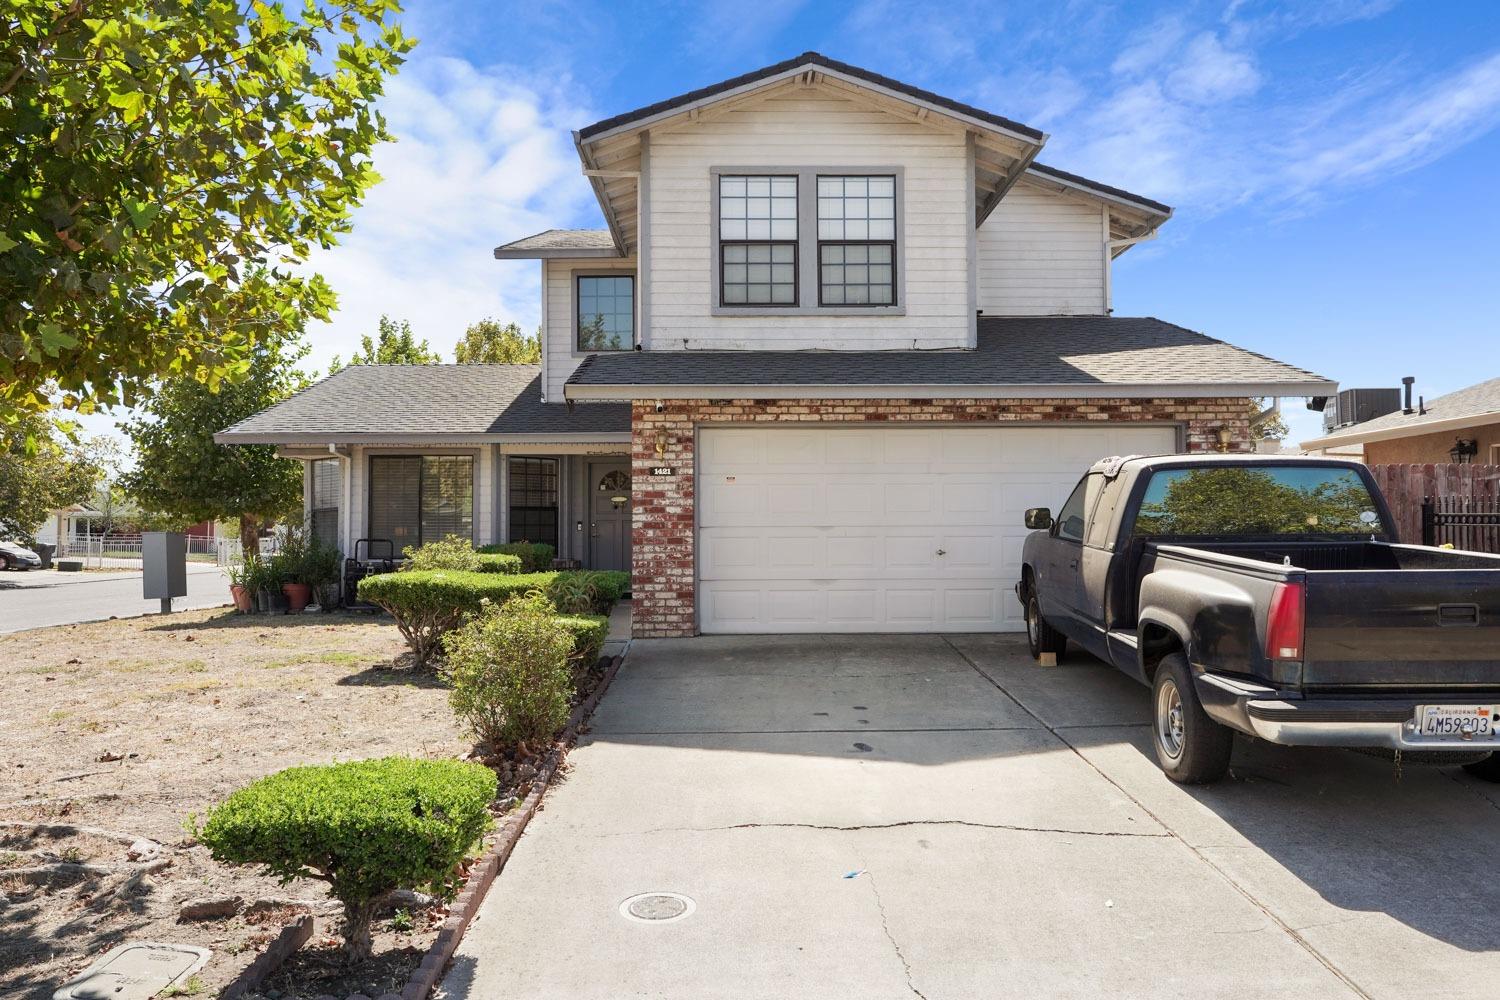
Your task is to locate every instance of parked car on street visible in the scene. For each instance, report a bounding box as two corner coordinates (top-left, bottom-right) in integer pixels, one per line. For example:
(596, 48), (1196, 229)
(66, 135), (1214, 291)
(1018, 455), (1500, 784)
(0, 540), (42, 571)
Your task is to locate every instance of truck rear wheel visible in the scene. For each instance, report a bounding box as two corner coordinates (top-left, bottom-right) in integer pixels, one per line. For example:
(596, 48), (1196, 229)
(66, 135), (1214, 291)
(1152, 653), (1233, 784)
(1024, 585), (1067, 661)
(1461, 753), (1500, 782)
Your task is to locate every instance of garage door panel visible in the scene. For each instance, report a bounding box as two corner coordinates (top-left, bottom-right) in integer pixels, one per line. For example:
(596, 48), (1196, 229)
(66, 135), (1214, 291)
(698, 425), (1178, 633)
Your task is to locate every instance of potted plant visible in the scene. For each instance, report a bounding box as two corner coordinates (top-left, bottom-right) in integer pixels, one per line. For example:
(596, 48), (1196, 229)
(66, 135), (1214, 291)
(228, 560), (254, 613)
(256, 553), (288, 614)
(300, 537), (343, 612)
(273, 540), (309, 613)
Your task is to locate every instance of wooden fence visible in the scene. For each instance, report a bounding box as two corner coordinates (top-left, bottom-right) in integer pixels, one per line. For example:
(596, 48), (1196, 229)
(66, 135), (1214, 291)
(1369, 463), (1500, 548)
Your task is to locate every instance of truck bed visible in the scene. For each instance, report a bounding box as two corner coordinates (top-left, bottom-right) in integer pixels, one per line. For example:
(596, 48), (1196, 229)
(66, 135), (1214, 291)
(1151, 540), (1500, 691)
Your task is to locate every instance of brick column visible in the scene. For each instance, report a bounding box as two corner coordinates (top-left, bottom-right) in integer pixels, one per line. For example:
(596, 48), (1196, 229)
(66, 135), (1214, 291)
(631, 401), (697, 638)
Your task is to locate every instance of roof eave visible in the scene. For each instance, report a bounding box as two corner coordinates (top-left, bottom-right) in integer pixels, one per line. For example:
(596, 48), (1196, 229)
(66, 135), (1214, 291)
(492, 246), (625, 260)
(1300, 411), (1500, 451)
(564, 380), (1337, 402)
(216, 430), (633, 447)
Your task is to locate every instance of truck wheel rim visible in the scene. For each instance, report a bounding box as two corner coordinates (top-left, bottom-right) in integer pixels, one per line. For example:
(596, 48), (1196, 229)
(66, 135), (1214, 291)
(1157, 681), (1185, 759)
(1025, 598), (1038, 646)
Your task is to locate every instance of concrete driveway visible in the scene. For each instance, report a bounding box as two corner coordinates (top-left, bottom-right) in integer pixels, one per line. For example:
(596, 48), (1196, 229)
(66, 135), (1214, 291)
(440, 634), (1500, 1000)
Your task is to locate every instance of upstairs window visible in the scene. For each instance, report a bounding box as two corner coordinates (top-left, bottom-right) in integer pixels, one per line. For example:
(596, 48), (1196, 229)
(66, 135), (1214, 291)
(817, 175), (896, 306)
(718, 174), (797, 306)
(577, 275), (634, 350)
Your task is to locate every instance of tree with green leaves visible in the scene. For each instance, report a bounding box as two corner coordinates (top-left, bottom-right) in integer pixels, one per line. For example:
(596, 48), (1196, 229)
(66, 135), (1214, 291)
(122, 336), (311, 554)
(453, 319), (542, 364)
(329, 315), (439, 370)
(0, 411), (104, 543)
(0, 2), (412, 420)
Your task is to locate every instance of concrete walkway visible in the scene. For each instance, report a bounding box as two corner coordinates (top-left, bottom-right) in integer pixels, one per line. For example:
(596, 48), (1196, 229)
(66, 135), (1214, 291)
(439, 634), (1500, 999)
(0, 563), (230, 633)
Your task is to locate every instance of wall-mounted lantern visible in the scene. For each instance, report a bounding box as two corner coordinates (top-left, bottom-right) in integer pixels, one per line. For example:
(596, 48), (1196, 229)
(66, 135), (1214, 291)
(1450, 438), (1479, 464)
(1215, 426), (1233, 453)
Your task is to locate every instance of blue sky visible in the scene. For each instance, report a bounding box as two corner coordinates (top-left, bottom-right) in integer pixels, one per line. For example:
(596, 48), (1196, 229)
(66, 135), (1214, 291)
(88, 0), (1500, 449)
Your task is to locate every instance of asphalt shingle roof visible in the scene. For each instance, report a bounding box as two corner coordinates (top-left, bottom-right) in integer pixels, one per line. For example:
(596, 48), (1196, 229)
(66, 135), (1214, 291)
(215, 365), (630, 443)
(1308, 376), (1500, 443)
(567, 316), (1331, 390)
(493, 229), (619, 256)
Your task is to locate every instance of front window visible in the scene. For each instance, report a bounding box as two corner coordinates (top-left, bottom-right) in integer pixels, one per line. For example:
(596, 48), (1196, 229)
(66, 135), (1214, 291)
(818, 175), (896, 306)
(309, 458), (341, 550)
(367, 455), (474, 548)
(577, 275), (634, 351)
(508, 457), (559, 548)
(718, 174), (798, 306)
(1135, 466), (1383, 536)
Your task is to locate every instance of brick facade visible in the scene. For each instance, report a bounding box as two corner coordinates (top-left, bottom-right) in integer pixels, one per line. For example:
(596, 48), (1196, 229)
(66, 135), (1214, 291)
(631, 397), (1253, 638)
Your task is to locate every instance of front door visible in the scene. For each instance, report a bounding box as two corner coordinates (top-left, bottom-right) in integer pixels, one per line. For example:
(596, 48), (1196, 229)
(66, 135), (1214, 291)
(588, 462), (632, 573)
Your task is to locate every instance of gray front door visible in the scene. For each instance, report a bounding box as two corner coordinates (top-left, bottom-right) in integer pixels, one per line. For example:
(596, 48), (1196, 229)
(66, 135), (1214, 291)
(588, 462), (632, 573)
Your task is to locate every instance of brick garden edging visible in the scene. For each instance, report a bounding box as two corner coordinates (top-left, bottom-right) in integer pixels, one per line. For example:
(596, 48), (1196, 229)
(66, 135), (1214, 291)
(222, 913), (314, 999)
(392, 650), (628, 1000)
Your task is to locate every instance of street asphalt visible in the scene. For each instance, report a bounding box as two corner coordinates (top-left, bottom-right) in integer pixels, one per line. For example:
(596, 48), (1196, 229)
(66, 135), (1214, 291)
(0, 563), (231, 633)
(439, 633), (1500, 1000)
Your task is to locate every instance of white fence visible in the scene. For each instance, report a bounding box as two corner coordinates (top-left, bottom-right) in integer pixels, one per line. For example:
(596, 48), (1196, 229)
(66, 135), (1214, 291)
(60, 533), (255, 569)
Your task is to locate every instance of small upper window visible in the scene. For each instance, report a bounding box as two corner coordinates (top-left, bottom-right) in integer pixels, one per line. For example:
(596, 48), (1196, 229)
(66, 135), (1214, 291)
(818, 175), (896, 306)
(577, 275), (633, 351)
(719, 175), (797, 306)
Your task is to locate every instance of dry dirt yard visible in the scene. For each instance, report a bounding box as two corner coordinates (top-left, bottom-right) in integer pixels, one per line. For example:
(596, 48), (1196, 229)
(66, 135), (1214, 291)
(0, 607), (472, 999)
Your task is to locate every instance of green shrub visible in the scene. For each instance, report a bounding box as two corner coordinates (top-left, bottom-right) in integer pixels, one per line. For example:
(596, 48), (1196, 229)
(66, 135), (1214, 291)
(356, 570), (560, 668)
(546, 570), (630, 613)
(475, 552), (522, 574)
(197, 757), (496, 963)
(556, 613), (608, 669)
(402, 535), (481, 573)
(477, 541), (555, 573)
(443, 594), (575, 751)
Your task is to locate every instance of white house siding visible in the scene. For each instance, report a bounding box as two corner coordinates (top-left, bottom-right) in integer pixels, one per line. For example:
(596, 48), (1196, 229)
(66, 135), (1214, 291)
(977, 182), (1106, 316)
(543, 257), (638, 402)
(646, 87), (971, 350)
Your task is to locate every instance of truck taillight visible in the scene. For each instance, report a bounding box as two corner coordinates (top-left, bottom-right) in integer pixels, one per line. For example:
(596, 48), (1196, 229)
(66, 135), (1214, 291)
(1267, 581), (1306, 661)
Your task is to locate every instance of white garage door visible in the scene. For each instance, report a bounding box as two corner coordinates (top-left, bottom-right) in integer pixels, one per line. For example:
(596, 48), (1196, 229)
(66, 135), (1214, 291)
(698, 425), (1178, 633)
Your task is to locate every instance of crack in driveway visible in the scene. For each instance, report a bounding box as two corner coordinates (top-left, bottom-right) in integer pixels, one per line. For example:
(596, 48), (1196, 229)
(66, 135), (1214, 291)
(612, 818), (1169, 838)
(866, 869), (928, 1000)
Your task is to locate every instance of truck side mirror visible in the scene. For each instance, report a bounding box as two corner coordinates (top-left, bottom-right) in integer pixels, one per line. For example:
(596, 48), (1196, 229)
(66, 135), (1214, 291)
(1024, 507), (1053, 530)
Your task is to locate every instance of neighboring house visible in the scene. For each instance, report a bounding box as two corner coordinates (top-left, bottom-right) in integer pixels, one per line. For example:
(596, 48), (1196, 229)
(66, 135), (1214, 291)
(1301, 376), (1500, 465)
(32, 502), (104, 550)
(218, 52), (1332, 638)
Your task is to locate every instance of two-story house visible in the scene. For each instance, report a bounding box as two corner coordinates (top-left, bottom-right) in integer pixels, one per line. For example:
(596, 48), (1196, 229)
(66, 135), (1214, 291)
(219, 52), (1334, 638)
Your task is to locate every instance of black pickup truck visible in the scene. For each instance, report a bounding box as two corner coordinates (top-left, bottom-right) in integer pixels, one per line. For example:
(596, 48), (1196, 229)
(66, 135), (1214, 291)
(1018, 455), (1500, 784)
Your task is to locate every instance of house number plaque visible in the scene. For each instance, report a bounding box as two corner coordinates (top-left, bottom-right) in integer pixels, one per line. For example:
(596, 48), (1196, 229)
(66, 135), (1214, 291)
(650, 467), (675, 476)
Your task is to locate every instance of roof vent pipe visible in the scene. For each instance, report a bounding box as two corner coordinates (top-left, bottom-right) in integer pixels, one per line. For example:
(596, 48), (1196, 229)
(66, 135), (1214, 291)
(1419, 395), (1426, 416)
(1402, 376), (1415, 414)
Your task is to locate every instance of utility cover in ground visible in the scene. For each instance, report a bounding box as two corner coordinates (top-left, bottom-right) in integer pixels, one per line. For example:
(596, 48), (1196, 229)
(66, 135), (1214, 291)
(53, 942), (211, 1000)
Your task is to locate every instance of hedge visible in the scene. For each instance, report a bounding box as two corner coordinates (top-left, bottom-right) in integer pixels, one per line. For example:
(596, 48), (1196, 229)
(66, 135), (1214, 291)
(477, 541), (555, 573)
(197, 757), (495, 962)
(357, 570), (624, 668)
(556, 613), (608, 667)
(475, 552), (523, 574)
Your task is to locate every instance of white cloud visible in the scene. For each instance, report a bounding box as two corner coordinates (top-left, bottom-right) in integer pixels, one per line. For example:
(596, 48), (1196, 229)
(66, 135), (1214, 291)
(1165, 32), (1261, 104)
(299, 55), (602, 371)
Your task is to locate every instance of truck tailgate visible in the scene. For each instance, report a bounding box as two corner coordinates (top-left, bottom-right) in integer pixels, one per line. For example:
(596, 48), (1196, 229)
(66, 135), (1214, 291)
(1303, 570), (1500, 689)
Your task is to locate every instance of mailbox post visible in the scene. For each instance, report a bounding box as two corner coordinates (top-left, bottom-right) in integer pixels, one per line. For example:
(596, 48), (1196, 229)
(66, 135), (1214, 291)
(142, 532), (188, 615)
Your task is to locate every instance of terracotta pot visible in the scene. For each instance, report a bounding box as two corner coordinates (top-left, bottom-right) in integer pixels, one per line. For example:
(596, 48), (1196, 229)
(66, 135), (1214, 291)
(229, 583), (253, 614)
(282, 582), (312, 613)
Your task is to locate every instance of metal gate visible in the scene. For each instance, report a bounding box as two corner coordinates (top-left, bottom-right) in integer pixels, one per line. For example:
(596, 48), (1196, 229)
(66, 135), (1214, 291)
(1421, 495), (1500, 552)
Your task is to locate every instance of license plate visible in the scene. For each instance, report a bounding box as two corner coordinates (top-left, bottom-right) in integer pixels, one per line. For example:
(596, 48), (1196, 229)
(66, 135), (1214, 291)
(1417, 705), (1498, 739)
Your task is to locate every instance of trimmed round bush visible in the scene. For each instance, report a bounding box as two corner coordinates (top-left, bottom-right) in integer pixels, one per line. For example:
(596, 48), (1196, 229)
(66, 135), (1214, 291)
(475, 552), (523, 574)
(477, 541), (555, 573)
(443, 593), (574, 751)
(401, 534), (481, 573)
(197, 757), (496, 962)
(556, 613), (609, 668)
(357, 570), (561, 667)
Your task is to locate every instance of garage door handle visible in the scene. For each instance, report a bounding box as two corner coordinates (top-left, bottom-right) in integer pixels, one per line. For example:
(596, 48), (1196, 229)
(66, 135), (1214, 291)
(936, 548), (946, 556)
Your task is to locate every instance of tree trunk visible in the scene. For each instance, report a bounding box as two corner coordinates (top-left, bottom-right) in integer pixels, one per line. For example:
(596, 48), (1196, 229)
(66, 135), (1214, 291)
(342, 898), (376, 964)
(239, 514), (259, 559)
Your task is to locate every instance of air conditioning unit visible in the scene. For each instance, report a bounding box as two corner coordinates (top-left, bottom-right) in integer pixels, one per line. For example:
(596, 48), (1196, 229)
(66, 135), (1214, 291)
(1323, 388), (1401, 432)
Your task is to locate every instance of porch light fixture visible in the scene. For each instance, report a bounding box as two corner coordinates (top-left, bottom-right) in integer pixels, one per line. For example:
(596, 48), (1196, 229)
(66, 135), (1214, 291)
(654, 430), (668, 459)
(1450, 438), (1479, 464)
(1215, 425), (1233, 453)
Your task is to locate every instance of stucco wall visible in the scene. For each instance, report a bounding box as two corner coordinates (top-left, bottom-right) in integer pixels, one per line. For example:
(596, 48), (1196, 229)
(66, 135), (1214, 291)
(1362, 420), (1500, 466)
